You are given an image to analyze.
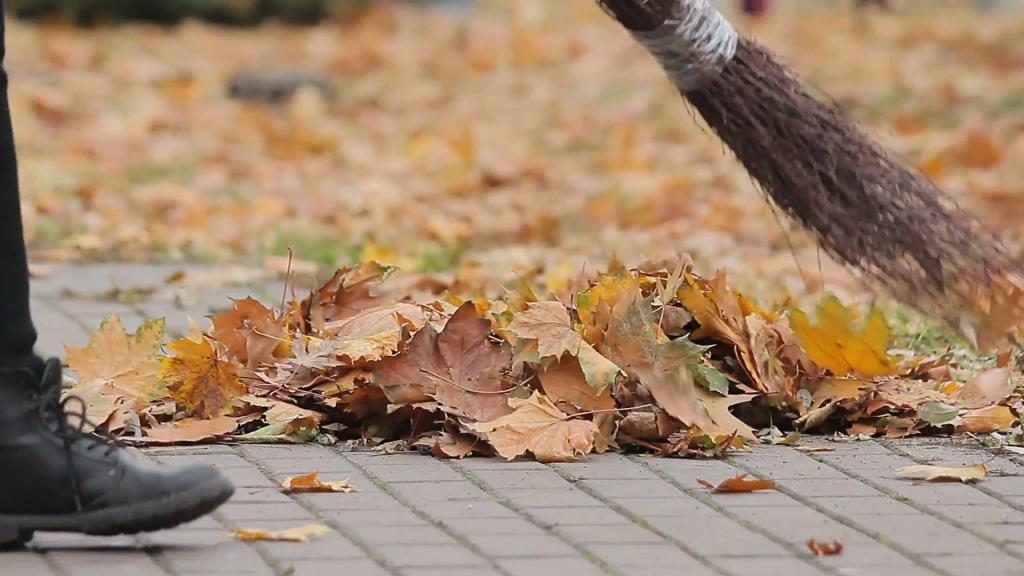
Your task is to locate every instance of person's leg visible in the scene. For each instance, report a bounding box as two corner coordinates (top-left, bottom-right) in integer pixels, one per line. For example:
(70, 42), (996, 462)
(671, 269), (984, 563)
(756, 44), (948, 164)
(0, 6), (40, 368)
(0, 6), (233, 547)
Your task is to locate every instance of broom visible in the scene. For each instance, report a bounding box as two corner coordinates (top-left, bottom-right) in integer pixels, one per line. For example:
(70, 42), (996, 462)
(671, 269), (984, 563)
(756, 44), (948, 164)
(596, 0), (1024, 349)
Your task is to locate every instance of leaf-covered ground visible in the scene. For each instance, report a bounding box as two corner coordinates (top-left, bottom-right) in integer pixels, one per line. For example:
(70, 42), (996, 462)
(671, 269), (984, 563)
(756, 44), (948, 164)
(18, 1), (1024, 456)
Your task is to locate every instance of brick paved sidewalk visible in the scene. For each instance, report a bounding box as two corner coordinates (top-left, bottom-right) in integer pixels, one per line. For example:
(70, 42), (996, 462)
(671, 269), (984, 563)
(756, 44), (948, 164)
(12, 264), (1024, 576)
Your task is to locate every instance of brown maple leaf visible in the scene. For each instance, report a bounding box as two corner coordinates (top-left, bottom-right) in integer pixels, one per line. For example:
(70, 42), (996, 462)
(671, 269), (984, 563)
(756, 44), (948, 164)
(376, 303), (513, 422)
(210, 297), (287, 369)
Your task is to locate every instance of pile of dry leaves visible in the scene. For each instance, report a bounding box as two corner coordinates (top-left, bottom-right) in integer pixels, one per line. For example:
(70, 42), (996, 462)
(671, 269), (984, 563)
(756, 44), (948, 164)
(64, 259), (1023, 462)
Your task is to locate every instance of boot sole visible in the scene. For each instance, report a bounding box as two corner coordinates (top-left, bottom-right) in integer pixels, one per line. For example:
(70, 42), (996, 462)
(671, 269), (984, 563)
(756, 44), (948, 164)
(0, 474), (234, 547)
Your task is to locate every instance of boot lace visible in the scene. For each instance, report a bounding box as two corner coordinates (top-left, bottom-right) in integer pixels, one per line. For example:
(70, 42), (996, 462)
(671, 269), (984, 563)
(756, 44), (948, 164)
(27, 360), (121, 511)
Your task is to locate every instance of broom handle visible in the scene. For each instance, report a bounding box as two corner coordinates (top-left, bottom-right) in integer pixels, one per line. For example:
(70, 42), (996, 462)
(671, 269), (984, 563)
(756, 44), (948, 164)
(625, 0), (738, 91)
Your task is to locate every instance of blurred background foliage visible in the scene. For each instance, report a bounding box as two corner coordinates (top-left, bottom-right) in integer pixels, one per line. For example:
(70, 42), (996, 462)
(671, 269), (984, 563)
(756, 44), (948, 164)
(5, 0), (374, 25)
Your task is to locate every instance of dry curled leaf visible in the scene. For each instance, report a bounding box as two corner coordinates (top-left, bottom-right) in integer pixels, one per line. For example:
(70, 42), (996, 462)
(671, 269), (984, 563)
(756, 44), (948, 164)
(807, 539), (844, 556)
(279, 472), (357, 494)
(231, 524), (331, 542)
(698, 474), (776, 493)
(896, 464), (988, 483)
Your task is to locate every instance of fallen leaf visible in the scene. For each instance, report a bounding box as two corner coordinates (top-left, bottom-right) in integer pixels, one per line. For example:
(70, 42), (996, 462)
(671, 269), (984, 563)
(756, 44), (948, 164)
(790, 295), (896, 377)
(956, 368), (1013, 409)
(508, 302), (583, 359)
(918, 402), (960, 426)
(538, 356), (615, 412)
(896, 464), (988, 483)
(231, 524), (331, 542)
(65, 315), (168, 422)
(604, 286), (714, 429)
(142, 416), (239, 444)
(698, 474), (776, 493)
(432, 429), (481, 459)
(699, 389), (758, 441)
(279, 472), (357, 493)
(210, 297), (287, 368)
(956, 405), (1018, 434)
(160, 336), (248, 418)
(807, 539), (844, 556)
(469, 391), (604, 463)
(378, 303), (513, 422)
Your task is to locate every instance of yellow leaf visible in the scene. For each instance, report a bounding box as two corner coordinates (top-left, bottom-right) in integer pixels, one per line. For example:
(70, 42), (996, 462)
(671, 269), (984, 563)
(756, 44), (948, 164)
(537, 356), (615, 412)
(469, 392), (604, 463)
(956, 405), (1018, 434)
(279, 472), (358, 494)
(231, 524), (331, 542)
(896, 464), (988, 483)
(160, 336), (247, 419)
(790, 295), (896, 377)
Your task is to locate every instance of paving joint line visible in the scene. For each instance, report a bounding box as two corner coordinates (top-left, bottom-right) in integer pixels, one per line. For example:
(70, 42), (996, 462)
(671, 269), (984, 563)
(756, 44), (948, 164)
(232, 446), (398, 576)
(880, 440), (1024, 556)
(446, 460), (621, 576)
(544, 462), (730, 576)
(803, 449), (1011, 573)
(337, 450), (516, 576)
(633, 455), (851, 576)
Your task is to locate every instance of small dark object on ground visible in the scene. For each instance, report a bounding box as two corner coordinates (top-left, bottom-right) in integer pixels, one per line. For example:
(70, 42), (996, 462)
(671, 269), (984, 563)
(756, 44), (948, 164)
(228, 71), (335, 104)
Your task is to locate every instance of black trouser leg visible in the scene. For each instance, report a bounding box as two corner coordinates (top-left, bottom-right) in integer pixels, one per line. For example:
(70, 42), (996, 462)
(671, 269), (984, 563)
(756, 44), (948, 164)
(0, 7), (39, 365)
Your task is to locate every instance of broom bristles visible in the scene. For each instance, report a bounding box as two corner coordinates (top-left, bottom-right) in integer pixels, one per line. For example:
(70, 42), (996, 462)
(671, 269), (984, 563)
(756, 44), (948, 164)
(598, 0), (1024, 347)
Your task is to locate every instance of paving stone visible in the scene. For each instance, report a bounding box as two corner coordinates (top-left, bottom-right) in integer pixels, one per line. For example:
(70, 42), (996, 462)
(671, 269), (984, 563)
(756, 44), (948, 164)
(217, 501), (315, 522)
(401, 569), (504, 576)
(497, 557), (608, 576)
(354, 525), (461, 545)
(774, 478), (882, 498)
(578, 478), (683, 499)
(932, 553), (1024, 576)
(495, 488), (604, 509)
(46, 551), (168, 576)
(2, 552), (54, 575)
(370, 544), (489, 568)
(439, 517), (551, 536)
(527, 506), (633, 527)
(158, 541), (272, 574)
(472, 469), (575, 490)
(280, 559), (390, 576)
(415, 499), (520, 519)
(391, 481), (491, 502)
(714, 556), (826, 576)
(938, 505), (1024, 524)
(465, 534), (578, 558)
(554, 524), (665, 545)
(364, 463), (467, 483)
(645, 516), (791, 557)
(585, 542), (706, 569)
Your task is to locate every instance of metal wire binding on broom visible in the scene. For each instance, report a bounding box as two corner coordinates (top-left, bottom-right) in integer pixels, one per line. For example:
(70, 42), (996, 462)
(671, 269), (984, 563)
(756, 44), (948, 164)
(628, 0), (737, 91)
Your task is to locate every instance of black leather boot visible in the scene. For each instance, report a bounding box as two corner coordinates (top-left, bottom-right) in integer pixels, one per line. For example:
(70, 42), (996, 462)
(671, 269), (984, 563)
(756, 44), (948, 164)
(0, 358), (234, 548)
